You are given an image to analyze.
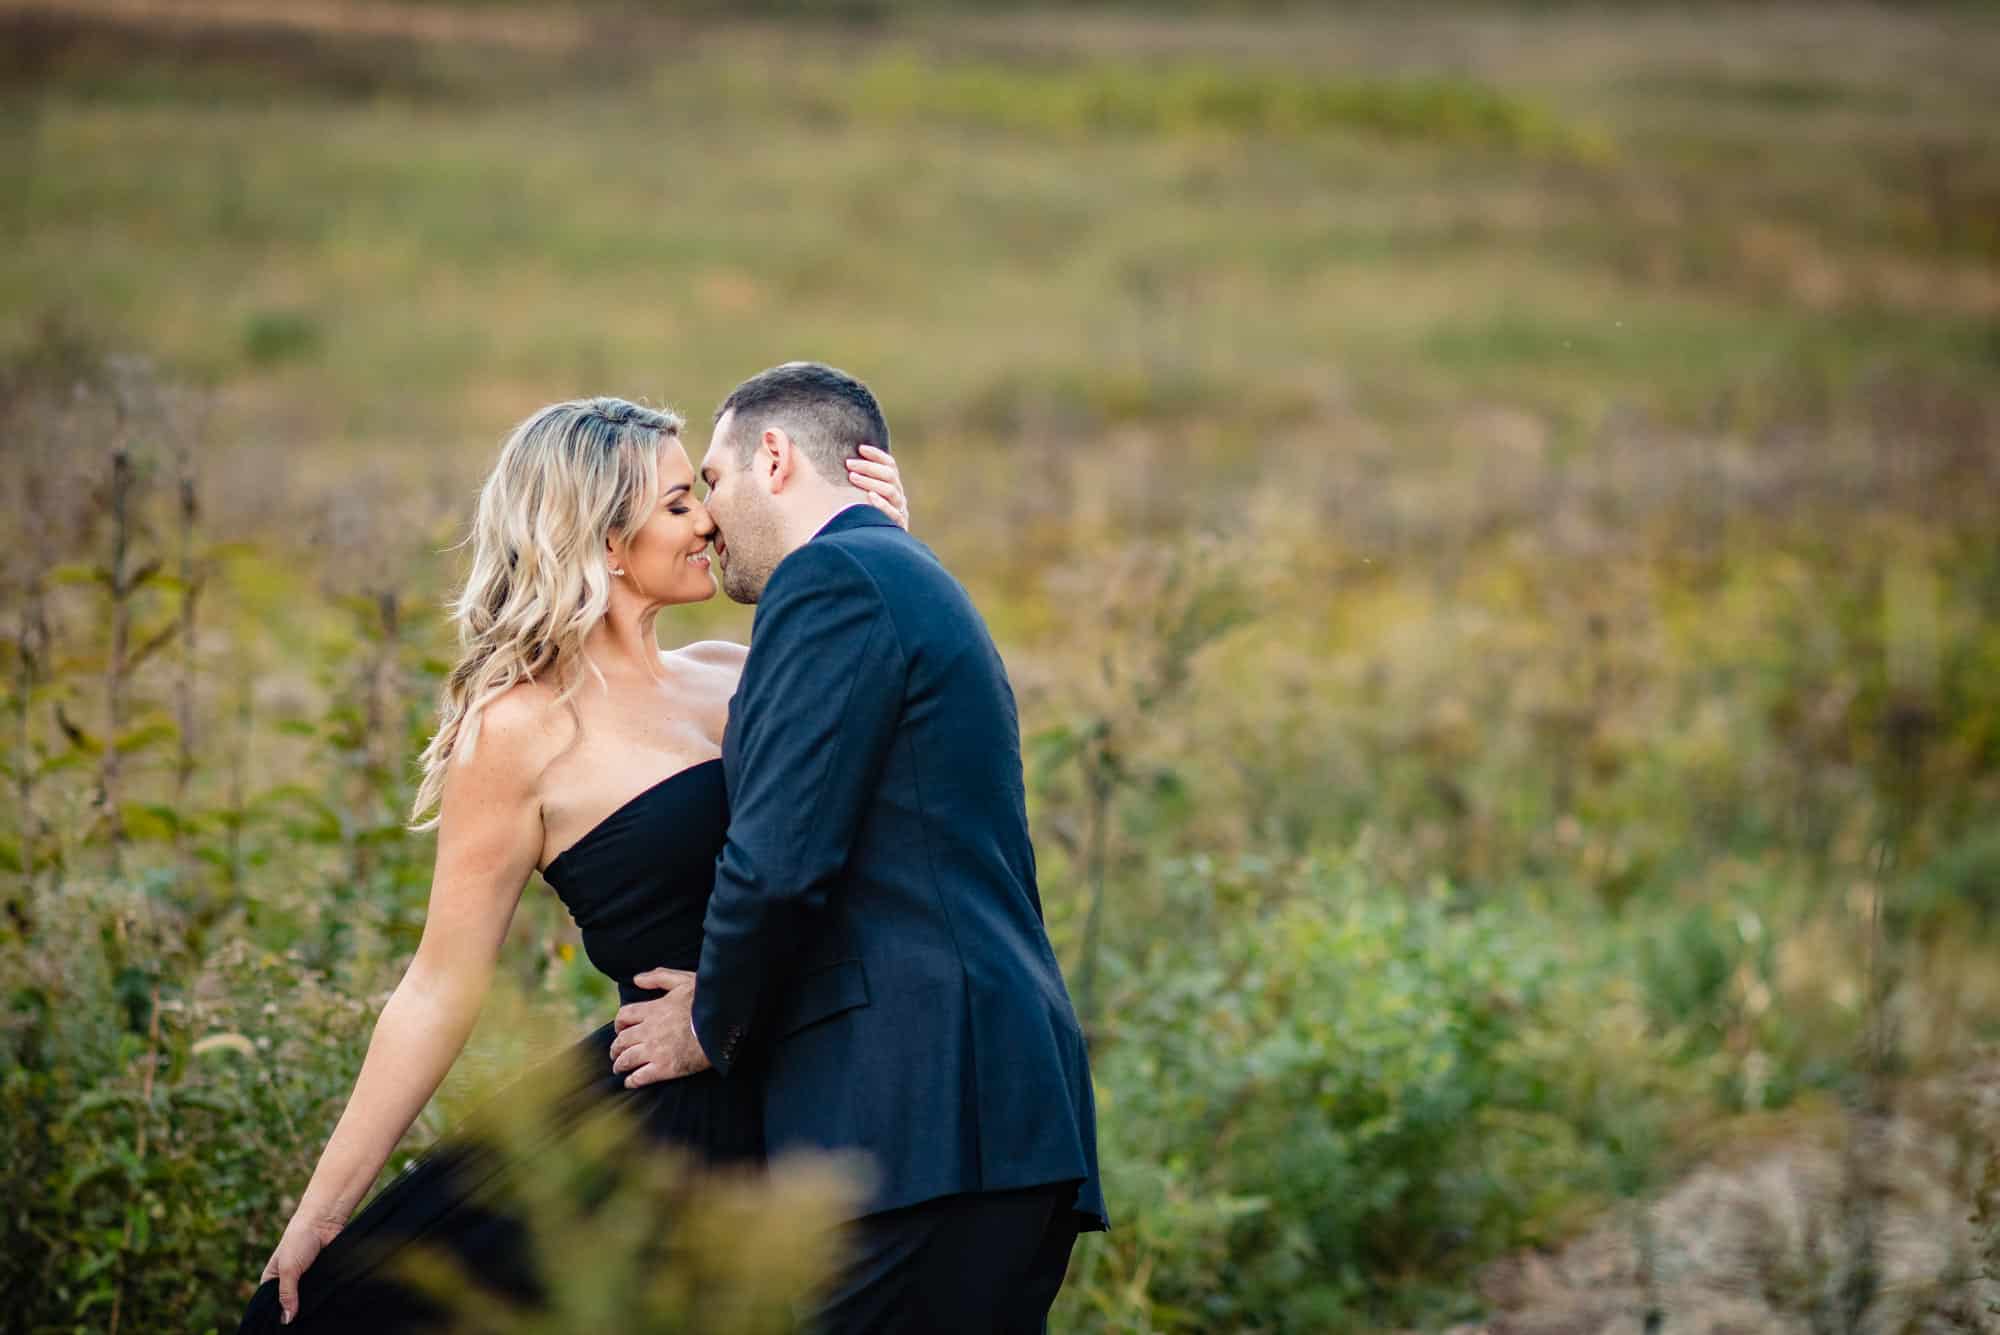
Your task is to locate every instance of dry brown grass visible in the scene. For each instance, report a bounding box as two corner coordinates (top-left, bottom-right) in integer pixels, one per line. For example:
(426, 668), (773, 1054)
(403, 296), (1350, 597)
(2, 0), (589, 50)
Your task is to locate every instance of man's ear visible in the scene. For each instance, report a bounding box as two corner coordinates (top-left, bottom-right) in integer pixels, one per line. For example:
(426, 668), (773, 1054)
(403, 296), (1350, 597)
(760, 427), (798, 494)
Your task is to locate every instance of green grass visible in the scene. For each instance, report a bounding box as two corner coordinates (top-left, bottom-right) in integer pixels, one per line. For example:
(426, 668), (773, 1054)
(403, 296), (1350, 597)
(3, 5), (1999, 1333)
(8, 8), (1996, 452)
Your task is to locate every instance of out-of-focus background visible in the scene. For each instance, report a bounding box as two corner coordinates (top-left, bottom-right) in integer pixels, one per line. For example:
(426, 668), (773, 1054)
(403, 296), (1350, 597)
(4, 2), (1999, 1331)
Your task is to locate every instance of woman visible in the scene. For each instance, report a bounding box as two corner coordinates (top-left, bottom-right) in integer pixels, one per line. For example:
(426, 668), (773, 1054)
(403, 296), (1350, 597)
(238, 396), (909, 1330)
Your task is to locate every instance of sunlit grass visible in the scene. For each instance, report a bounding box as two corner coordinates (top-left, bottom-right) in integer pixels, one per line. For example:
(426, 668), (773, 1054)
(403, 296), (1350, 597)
(10, 14), (1995, 455)
(3, 5), (1998, 1332)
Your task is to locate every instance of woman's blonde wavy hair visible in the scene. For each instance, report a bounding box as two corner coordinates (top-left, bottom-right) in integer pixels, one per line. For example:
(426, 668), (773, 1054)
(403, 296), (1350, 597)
(410, 396), (684, 830)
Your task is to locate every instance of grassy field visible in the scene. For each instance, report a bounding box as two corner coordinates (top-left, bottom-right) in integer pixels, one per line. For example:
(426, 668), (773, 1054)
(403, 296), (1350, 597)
(4, 3), (2000, 1332)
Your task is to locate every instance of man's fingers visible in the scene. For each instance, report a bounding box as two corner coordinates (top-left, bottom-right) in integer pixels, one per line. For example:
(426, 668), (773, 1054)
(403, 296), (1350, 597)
(624, 1060), (669, 1089)
(610, 1041), (652, 1075)
(630, 967), (693, 992)
(608, 1027), (638, 1061)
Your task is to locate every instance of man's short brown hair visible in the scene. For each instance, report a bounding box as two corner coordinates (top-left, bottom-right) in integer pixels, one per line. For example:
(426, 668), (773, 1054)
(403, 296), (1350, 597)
(715, 361), (891, 484)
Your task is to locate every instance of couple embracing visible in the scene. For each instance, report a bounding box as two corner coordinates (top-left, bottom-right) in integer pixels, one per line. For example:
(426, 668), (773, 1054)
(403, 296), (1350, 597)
(240, 363), (1106, 1333)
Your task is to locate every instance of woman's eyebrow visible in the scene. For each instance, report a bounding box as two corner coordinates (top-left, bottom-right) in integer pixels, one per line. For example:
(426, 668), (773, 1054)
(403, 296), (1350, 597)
(664, 483), (691, 500)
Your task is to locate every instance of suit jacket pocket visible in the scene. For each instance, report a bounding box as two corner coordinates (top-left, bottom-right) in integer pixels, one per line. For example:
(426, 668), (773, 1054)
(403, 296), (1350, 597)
(773, 957), (871, 1040)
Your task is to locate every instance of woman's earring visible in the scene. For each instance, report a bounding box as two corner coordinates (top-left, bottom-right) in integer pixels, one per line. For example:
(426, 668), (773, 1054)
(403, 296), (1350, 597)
(610, 566), (624, 576)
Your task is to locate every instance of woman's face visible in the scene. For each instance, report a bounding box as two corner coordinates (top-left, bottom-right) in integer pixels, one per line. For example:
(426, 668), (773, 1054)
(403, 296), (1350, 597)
(611, 436), (717, 606)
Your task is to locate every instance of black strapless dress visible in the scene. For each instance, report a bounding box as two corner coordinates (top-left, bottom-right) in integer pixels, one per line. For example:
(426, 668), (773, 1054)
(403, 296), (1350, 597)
(238, 759), (761, 1332)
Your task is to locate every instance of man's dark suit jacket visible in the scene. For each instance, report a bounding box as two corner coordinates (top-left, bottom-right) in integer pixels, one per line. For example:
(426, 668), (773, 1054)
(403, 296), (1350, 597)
(691, 505), (1106, 1230)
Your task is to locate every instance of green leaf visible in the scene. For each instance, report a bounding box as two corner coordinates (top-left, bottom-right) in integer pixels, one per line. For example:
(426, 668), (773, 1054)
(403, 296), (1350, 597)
(53, 704), (101, 755)
(114, 718), (181, 755)
(49, 562), (109, 588)
(127, 619), (182, 669)
(120, 802), (181, 841)
(61, 1156), (130, 1199)
(169, 1088), (240, 1115)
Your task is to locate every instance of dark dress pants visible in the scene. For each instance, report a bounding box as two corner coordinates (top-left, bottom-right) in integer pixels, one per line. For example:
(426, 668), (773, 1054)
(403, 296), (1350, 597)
(813, 1181), (1083, 1335)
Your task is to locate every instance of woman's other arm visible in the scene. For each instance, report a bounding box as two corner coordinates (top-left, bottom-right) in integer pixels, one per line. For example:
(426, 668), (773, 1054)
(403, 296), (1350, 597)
(260, 691), (549, 1323)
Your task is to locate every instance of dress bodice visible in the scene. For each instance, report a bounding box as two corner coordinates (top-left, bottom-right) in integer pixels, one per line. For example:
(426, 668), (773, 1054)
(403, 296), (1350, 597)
(539, 758), (727, 1004)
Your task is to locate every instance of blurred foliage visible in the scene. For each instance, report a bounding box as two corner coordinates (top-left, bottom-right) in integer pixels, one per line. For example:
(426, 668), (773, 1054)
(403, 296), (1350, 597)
(843, 55), (1612, 159)
(1077, 853), (1688, 1330)
(3, 905), (376, 1330)
(3, 3), (2000, 1332)
(408, 1041), (863, 1335)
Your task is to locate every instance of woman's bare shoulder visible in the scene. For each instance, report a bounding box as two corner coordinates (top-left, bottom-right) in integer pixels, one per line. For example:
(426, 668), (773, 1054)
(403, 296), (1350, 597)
(661, 641), (744, 743)
(461, 678), (574, 777)
(664, 639), (748, 671)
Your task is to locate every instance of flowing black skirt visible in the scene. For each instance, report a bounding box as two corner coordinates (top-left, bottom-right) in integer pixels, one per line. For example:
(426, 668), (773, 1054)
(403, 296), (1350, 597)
(236, 1020), (764, 1333)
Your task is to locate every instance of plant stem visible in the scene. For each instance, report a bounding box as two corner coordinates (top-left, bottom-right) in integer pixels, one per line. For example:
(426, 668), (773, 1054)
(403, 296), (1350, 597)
(9, 580), (45, 930)
(1075, 725), (1112, 1040)
(108, 980), (162, 1335)
(173, 434), (199, 864)
(102, 441), (134, 873)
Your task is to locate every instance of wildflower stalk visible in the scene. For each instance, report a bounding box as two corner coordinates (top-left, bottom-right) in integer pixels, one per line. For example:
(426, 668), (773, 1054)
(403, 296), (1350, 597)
(100, 439), (136, 873)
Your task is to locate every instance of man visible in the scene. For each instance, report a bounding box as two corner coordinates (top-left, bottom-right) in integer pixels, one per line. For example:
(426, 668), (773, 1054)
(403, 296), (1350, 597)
(608, 362), (1107, 1332)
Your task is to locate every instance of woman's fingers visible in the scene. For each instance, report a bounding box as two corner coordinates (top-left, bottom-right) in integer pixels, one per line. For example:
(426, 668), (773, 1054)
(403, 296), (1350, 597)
(863, 490), (910, 530)
(847, 450), (909, 531)
(278, 1254), (302, 1324)
(851, 470), (903, 504)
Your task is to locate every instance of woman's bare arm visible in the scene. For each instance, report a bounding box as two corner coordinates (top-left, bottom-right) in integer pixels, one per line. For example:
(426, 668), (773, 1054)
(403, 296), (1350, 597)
(261, 691), (549, 1321)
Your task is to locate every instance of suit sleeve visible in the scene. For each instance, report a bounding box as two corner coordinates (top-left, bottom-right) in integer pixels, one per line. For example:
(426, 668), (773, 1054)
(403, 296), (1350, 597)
(692, 542), (907, 1075)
